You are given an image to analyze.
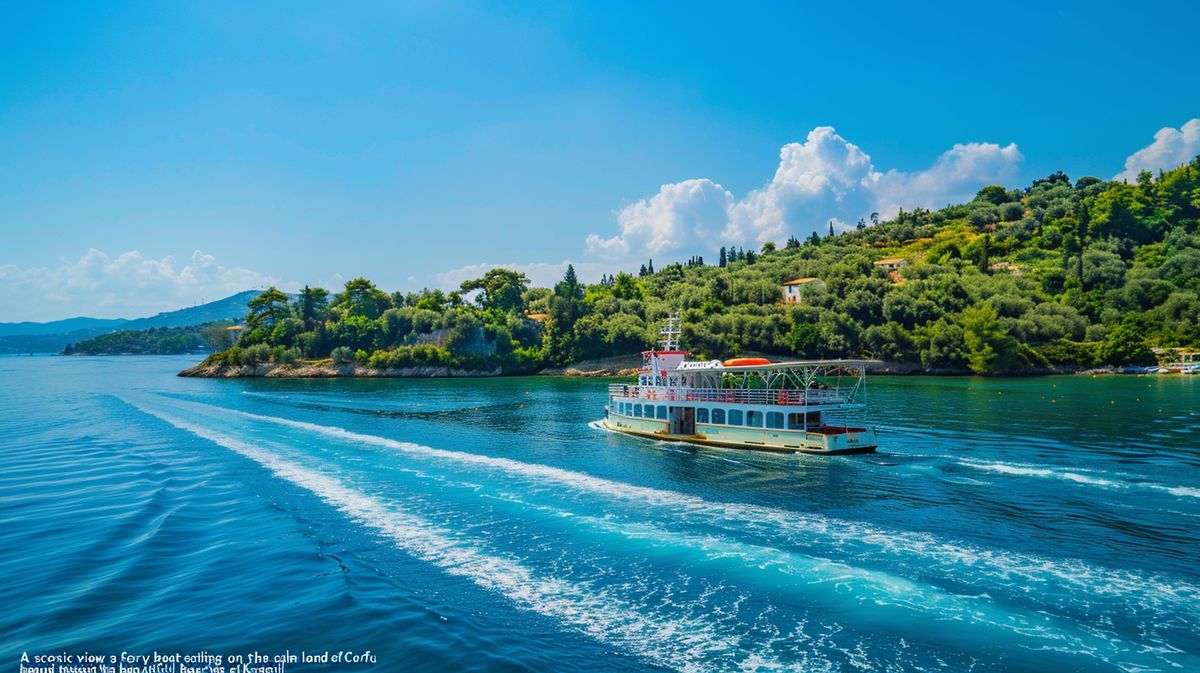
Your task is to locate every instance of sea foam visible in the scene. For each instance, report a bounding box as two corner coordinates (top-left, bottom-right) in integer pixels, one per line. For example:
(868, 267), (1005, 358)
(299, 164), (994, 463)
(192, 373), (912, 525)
(958, 459), (1200, 498)
(153, 395), (1200, 618)
(135, 405), (785, 673)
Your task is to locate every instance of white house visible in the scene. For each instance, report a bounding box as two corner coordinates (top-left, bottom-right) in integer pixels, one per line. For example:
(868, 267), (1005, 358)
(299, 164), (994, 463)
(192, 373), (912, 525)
(873, 257), (909, 271)
(780, 277), (825, 304)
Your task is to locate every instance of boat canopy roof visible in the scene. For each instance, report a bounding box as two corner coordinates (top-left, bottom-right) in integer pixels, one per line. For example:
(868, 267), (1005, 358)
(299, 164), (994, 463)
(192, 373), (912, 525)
(717, 358), (875, 372)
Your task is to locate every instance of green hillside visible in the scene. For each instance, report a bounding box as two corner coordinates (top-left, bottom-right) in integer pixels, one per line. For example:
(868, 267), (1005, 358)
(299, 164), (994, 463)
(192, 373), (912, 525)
(65, 321), (235, 355)
(205, 158), (1200, 375)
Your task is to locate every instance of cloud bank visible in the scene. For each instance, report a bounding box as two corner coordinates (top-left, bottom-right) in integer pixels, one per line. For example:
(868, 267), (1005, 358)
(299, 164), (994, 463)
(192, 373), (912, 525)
(586, 126), (1022, 260)
(1115, 118), (1200, 182)
(0, 249), (281, 322)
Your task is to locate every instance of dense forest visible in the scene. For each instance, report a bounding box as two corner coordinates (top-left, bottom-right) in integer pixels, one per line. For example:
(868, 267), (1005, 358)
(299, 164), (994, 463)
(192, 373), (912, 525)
(67, 321), (235, 355)
(202, 157), (1200, 375)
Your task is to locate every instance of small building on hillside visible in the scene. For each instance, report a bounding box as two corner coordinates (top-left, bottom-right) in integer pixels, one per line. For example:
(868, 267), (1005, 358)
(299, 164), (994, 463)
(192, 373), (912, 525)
(873, 257), (909, 271)
(989, 261), (1023, 276)
(780, 277), (825, 304)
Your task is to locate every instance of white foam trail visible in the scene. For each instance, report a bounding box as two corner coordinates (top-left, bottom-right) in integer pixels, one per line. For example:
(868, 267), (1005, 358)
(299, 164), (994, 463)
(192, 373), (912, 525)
(959, 459), (1200, 499)
(137, 406), (779, 673)
(962, 461), (1123, 487)
(155, 396), (1200, 617)
(587, 419), (613, 433)
(1160, 484), (1200, 498)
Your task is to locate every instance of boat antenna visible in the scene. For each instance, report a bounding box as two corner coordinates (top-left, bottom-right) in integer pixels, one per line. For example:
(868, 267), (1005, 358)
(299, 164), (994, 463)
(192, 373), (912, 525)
(659, 312), (681, 351)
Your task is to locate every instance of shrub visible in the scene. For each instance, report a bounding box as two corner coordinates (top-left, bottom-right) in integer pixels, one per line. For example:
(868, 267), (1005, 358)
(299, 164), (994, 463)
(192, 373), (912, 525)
(238, 343), (271, 365)
(276, 347), (302, 365)
(1036, 339), (1100, 367)
(330, 346), (355, 364)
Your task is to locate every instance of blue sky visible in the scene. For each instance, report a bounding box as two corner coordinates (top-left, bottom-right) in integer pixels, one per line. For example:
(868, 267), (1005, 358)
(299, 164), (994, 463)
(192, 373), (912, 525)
(1, 1), (1199, 321)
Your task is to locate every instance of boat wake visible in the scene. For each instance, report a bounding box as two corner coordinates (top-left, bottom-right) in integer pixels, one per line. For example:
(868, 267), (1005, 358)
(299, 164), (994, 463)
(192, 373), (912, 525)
(124, 394), (1200, 672)
(133, 406), (779, 673)
(956, 458), (1200, 499)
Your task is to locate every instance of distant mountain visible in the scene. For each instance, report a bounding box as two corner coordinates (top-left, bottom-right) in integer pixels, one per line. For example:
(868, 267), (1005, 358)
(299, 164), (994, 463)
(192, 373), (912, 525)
(0, 316), (129, 337)
(0, 290), (261, 354)
(120, 290), (260, 331)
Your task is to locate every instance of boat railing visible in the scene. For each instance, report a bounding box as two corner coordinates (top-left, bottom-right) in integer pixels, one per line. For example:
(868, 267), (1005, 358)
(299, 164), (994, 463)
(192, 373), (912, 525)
(607, 384), (851, 406)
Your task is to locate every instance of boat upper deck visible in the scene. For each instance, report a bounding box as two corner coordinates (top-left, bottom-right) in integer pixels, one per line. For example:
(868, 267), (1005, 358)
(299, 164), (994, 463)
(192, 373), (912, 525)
(608, 384), (856, 407)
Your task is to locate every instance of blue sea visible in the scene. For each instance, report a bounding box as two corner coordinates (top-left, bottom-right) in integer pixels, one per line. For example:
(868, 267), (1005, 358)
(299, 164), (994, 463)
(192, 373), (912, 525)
(1, 355), (1198, 672)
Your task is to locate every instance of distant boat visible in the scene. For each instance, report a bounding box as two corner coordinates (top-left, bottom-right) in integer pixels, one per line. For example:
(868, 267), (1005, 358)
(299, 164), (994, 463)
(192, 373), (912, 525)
(1161, 351), (1200, 374)
(602, 314), (877, 455)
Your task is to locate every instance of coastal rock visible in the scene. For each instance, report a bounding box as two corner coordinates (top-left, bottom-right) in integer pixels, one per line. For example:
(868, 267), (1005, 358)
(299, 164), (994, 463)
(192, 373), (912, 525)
(178, 362), (501, 378)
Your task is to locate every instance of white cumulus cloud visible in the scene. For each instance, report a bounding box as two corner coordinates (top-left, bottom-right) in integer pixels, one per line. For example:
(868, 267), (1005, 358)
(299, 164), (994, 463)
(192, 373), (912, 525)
(1114, 119), (1200, 182)
(586, 126), (1022, 260)
(586, 179), (734, 259)
(0, 248), (283, 322)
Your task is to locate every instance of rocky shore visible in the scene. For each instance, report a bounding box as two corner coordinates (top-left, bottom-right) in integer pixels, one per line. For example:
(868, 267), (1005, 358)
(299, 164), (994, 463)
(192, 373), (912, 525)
(178, 361), (501, 378)
(178, 356), (1123, 379)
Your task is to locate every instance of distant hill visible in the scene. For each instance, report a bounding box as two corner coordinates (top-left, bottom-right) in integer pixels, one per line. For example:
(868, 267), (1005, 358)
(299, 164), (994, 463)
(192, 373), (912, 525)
(120, 290), (260, 330)
(0, 290), (261, 354)
(66, 321), (234, 355)
(0, 316), (129, 337)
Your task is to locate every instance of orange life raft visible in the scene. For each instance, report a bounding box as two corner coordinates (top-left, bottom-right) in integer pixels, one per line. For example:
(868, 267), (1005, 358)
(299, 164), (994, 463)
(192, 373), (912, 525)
(722, 357), (772, 367)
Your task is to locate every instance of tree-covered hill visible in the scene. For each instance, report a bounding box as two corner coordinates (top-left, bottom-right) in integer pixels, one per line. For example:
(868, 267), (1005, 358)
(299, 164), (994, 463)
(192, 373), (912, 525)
(1, 290), (266, 354)
(201, 157), (1200, 375)
(66, 321), (236, 355)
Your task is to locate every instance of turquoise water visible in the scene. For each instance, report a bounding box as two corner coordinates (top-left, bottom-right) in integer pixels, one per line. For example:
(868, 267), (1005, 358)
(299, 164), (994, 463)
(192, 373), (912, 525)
(1, 355), (1198, 672)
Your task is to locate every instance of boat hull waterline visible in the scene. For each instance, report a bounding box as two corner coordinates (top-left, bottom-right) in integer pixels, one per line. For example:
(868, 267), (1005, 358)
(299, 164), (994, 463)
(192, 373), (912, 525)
(601, 416), (877, 454)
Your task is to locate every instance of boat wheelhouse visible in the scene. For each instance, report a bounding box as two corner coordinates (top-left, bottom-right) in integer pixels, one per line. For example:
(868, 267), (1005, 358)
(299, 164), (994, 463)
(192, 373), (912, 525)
(603, 315), (877, 454)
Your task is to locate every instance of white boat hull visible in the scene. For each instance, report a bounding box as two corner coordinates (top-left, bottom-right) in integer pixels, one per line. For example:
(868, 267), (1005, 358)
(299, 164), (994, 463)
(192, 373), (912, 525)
(602, 413), (877, 455)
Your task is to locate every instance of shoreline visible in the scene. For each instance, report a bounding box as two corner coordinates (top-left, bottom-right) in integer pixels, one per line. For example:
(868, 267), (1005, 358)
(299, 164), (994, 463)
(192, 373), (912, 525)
(178, 358), (1127, 379)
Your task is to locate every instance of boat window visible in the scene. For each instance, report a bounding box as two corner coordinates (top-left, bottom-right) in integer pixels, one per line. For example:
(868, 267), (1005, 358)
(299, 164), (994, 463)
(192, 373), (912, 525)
(787, 413), (805, 430)
(696, 408), (709, 424)
(745, 410), (762, 427)
(728, 409), (743, 426)
(634, 404), (643, 417)
(656, 405), (667, 419)
(711, 408), (725, 424)
(767, 412), (784, 429)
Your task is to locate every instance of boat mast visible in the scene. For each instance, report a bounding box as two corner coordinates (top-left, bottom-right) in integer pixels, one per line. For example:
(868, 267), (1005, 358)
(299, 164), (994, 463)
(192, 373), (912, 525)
(659, 312), (681, 351)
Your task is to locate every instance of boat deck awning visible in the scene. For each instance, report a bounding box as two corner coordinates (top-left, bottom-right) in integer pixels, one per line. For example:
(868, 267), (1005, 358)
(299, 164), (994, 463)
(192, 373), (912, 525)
(717, 359), (876, 372)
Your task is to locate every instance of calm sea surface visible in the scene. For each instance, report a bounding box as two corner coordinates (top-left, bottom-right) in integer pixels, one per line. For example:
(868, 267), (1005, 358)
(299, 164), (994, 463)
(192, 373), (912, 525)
(1, 355), (1198, 672)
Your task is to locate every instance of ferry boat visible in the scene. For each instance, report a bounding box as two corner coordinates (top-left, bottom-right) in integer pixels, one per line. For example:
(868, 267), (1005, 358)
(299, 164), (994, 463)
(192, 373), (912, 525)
(603, 315), (878, 454)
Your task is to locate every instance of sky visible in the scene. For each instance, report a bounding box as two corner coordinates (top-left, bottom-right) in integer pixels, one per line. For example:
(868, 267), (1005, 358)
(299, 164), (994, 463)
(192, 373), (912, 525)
(1, 1), (1199, 322)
